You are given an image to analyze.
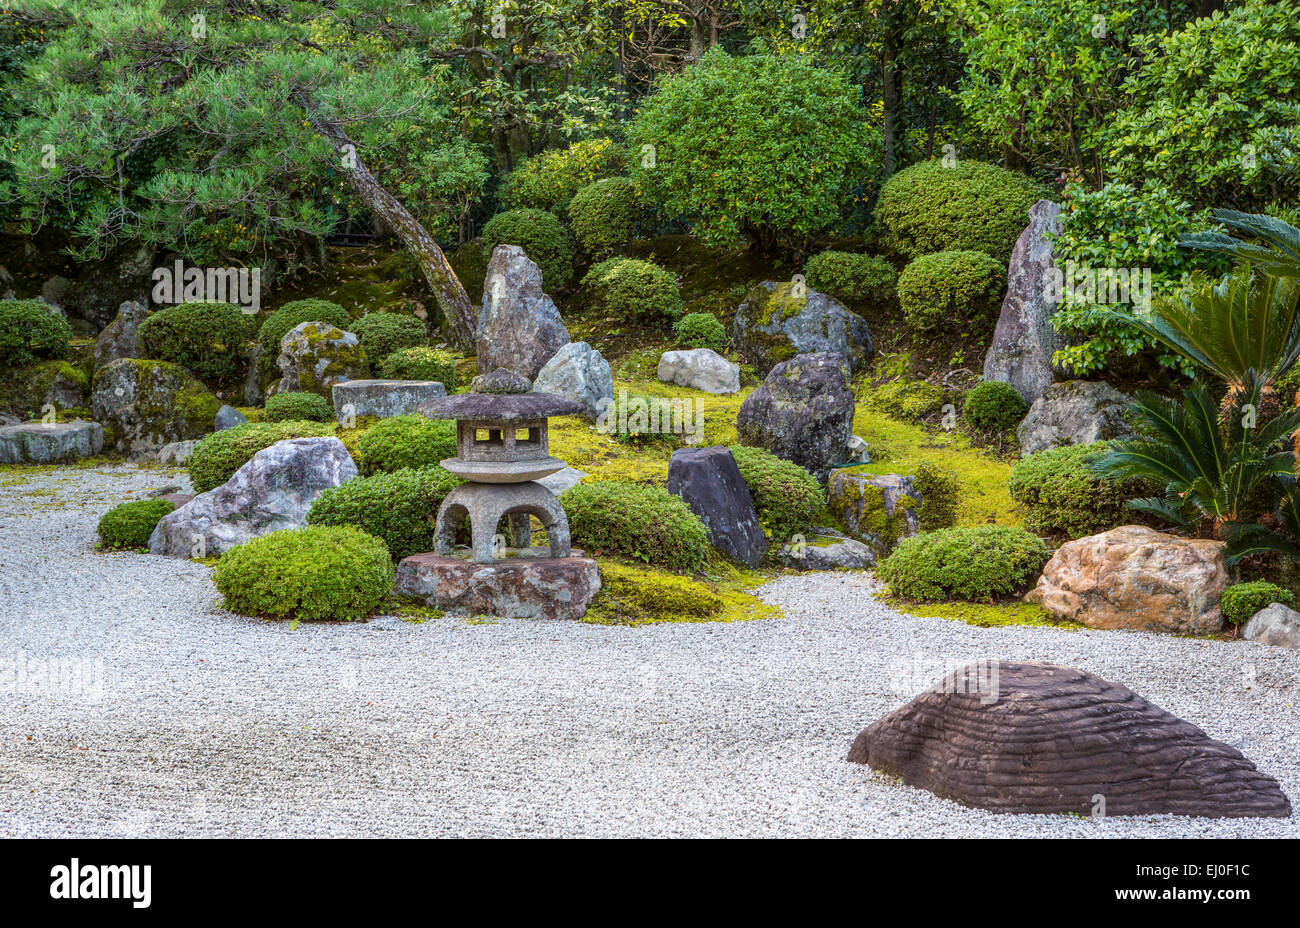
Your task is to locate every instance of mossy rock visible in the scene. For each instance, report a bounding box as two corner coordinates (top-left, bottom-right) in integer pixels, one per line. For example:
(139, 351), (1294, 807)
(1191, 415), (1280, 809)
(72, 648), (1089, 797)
(828, 471), (921, 556)
(90, 358), (221, 459)
(583, 561), (725, 625)
(0, 360), (89, 419)
(275, 321), (370, 399)
(732, 280), (873, 377)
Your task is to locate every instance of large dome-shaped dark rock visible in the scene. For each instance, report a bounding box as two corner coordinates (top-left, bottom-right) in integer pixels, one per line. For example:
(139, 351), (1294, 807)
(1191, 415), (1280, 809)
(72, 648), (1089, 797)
(848, 661), (1291, 818)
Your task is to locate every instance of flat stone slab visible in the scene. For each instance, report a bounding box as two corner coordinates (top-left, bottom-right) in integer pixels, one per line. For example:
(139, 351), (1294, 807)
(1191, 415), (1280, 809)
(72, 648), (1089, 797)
(394, 552), (601, 621)
(332, 378), (447, 424)
(0, 420), (103, 464)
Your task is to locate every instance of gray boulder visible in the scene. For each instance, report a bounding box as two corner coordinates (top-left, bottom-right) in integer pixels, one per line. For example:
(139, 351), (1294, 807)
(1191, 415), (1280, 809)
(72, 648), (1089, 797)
(154, 439), (197, 466)
(242, 344), (266, 406)
(733, 281), (873, 377)
(63, 243), (154, 329)
(0, 420), (103, 464)
(477, 245), (570, 380)
(828, 472), (922, 557)
(531, 341), (613, 418)
(775, 537), (874, 570)
(215, 405), (248, 431)
(539, 466), (588, 496)
(149, 437), (357, 558)
(1244, 603), (1300, 650)
(91, 358), (221, 460)
(92, 300), (149, 369)
(737, 353), (855, 482)
(276, 321), (369, 398)
(1016, 379), (1132, 455)
(657, 348), (740, 394)
(331, 378), (447, 425)
(983, 199), (1064, 404)
(667, 446), (767, 567)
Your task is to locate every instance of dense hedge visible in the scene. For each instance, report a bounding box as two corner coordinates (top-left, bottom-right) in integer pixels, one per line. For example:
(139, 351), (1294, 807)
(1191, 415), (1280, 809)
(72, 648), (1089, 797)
(264, 391), (334, 422)
(963, 380), (1028, 432)
(96, 499), (175, 549)
(897, 250), (1005, 332)
(187, 420), (335, 492)
(563, 479), (712, 571)
(802, 251), (898, 308)
(378, 346), (457, 389)
(213, 525), (393, 623)
(0, 299), (71, 370)
(674, 312), (729, 353)
(877, 525), (1050, 602)
(504, 138), (625, 215)
(1008, 441), (1144, 539)
(307, 466), (461, 560)
(1220, 581), (1295, 626)
(727, 444), (825, 543)
(258, 299), (352, 353)
(355, 414), (458, 475)
(582, 257), (683, 325)
(352, 312), (427, 362)
(482, 208), (574, 291)
(568, 176), (640, 255)
(138, 300), (253, 386)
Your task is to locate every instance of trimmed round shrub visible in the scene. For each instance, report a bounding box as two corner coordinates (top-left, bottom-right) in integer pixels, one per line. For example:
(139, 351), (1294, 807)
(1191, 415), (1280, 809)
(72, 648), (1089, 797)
(187, 420), (335, 493)
(307, 466), (462, 561)
(352, 312), (427, 361)
(378, 346), (458, 389)
(877, 525), (1051, 602)
(897, 250), (1006, 332)
(1008, 441), (1147, 539)
(963, 380), (1028, 432)
(213, 525), (394, 623)
(727, 444), (825, 543)
(96, 499), (175, 550)
(0, 299), (71, 370)
(264, 390), (333, 422)
(913, 461), (959, 530)
(355, 414), (457, 475)
(582, 257), (683, 325)
(803, 251), (898, 307)
(875, 159), (1050, 263)
(481, 208), (574, 290)
(504, 138), (625, 215)
(1220, 581), (1295, 626)
(568, 177), (640, 255)
(138, 300), (254, 386)
(673, 313), (729, 353)
(563, 480), (711, 571)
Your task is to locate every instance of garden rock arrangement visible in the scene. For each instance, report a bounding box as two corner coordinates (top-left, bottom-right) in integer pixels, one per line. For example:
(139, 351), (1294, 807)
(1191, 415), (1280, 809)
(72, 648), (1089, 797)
(0, 360), (87, 418)
(215, 404), (247, 431)
(828, 472), (921, 557)
(667, 445), (766, 567)
(657, 347), (740, 394)
(531, 341), (613, 418)
(92, 300), (148, 367)
(394, 553), (601, 622)
(0, 419), (103, 464)
(275, 321), (369, 397)
(737, 352), (854, 481)
(1027, 525), (1228, 634)
(476, 245), (570, 380)
(331, 378), (448, 424)
(1244, 604), (1300, 650)
(774, 535), (874, 570)
(1016, 380), (1133, 455)
(91, 357), (221, 459)
(733, 281), (873, 376)
(849, 661), (1292, 818)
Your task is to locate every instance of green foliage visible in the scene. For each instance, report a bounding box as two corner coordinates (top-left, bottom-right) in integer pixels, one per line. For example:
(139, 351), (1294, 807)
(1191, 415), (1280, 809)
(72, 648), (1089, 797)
(96, 499), (175, 550)
(264, 391), (334, 423)
(137, 300), (253, 386)
(627, 48), (876, 250)
(568, 176), (640, 255)
(897, 250), (1005, 332)
(187, 420), (335, 493)
(355, 414), (457, 475)
(307, 466), (461, 561)
(727, 444), (825, 543)
(865, 378), (947, 420)
(802, 251), (898, 308)
(913, 461), (959, 530)
(1009, 441), (1146, 539)
(504, 138), (625, 215)
(213, 525), (394, 623)
(259, 300), (352, 354)
(481, 208), (574, 290)
(963, 380), (1028, 432)
(875, 159), (1049, 263)
(673, 312), (729, 353)
(877, 525), (1051, 602)
(378, 346), (458, 389)
(0, 299), (71, 371)
(352, 312), (427, 362)
(582, 257), (683, 325)
(1220, 581), (1295, 626)
(562, 480), (712, 570)
(584, 561), (725, 626)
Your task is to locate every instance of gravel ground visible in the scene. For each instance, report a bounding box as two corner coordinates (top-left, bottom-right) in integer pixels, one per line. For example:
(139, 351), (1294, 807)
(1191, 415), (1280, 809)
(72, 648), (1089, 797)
(1, 463), (1297, 838)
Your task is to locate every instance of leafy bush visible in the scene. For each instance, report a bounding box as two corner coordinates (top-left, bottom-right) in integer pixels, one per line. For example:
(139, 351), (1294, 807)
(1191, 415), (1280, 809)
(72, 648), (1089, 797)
(97, 499), (175, 550)
(913, 461), (959, 530)
(568, 176), (640, 255)
(352, 312), (427, 361)
(212, 525), (394, 623)
(481, 208), (574, 290)
(1008, 441), (1146, 539)
(504, 138), (625, 215)
(307, 466), (461, 561)
(963, 380), (1028, 432)
(1220, 581), (1295, 626)
(563, 480), (712, 571)
(258, 299), (352, 353)
(264, 391), (333, 422)
(582, 258), (682, 325)
(897, 250), (1005, 332)
(803, 251), (898, 308)
(875, 159), (1049, 263)
(138, 300), (253, 386)
(188, 420), (335, 492)
(378, 346), (458, 389)
(673, 313), (728, 353)
(877, 525), (1051, 602)
(355, 414), (457, 475)
(727, 444), (825, 543)
(0, 299), (71, 370)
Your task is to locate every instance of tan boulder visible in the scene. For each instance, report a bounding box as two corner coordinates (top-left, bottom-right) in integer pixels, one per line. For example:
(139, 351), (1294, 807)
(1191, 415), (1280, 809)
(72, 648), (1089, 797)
(1026, 525), (1226, 634)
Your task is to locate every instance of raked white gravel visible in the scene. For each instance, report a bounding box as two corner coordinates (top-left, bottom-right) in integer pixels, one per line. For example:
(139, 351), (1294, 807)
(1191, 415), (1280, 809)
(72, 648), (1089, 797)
(1, 463), (1297, 838)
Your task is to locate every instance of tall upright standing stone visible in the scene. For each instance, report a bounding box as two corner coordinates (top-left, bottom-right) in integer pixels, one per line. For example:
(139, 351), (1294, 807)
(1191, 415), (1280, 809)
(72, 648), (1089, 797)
(477, 245), (570, 381)
(667, 446), (767, 567)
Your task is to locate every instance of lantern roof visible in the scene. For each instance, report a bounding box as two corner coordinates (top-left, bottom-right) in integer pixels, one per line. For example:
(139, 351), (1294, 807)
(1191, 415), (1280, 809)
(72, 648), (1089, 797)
(418, 390), (585, 422)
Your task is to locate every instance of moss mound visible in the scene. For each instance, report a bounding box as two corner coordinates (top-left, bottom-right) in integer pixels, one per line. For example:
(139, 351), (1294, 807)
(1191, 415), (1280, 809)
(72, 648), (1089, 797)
(877, 525), (1050, 602)
(563, 479), (711, 570)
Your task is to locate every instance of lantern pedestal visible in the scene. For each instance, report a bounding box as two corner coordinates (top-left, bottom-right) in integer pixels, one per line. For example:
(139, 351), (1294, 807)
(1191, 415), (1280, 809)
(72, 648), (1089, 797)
(393, 551), (601, 622)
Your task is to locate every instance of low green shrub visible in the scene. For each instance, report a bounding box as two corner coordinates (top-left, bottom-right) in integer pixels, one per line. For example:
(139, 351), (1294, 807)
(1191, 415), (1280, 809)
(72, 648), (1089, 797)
(96, 499), (175, 549)
(582, 257), (683, 325)
(0, 299), (71, 370)
(1009, 441), (1147, 539)
(727, 444), (825, 543)
(355, 414), (458, 475)
(877, 525), (1051, 602)
(258, 299), (352, 353)
(897, 250), (1005, 332)
(913, 461), (959, 530)
(963, 380), (1028, 432)
(352, 312), (427, 361)
(378, 346), (458, 389)
(503, 138), (625, 215)
(187, 420), (335, 492)
(568, 176), (640, 255)
(138, 300), (254, 386)
(307, 466), (462, 560)
(264, 391), (333, 422)
(673, 313), (729, 353)
(482, 208), (574, 290)
(1220, 581), (1295, 626)
(563, 480), (711, 571)
(802, 251), (898, 307)
(212, 525), (394, 623)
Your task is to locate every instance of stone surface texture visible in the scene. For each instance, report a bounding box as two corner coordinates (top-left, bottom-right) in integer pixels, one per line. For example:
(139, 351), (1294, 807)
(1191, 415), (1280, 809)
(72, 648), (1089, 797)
(1016, 379), (1133, 455)
(0, 420), (102, 464)
(276, 321), (369, 398)
(774, 537), (874, 570)
(531, 342), (613, 418)
(477, 245), (570, 380)
(1244, 604), (1300, 650)
(828, 472), (921, 556)
(91, 358), (220, 460)
(733, 281), (873, 377)
(332, 379), (447, 425)
(667, 446), (766, 567)
(215, 405), (247, 431)
(657, 348), (740, 394)
(92, 300), (149, 368)
(394, 553), (601, 621)
(736, 353), (855, 481)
